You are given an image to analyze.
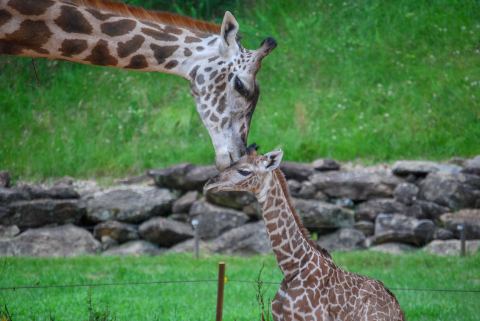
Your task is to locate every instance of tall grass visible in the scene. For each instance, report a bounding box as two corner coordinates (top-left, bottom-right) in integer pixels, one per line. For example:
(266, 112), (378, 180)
(0, 0), (479, 179)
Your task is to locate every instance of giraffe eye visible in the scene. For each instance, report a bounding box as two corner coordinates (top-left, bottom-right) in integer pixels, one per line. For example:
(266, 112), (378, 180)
(234, 76), (250, 98)
(237, 169), (251, 176)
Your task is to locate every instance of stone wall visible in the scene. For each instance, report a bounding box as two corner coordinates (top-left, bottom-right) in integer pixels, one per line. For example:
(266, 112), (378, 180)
(1, 156), (479, 257)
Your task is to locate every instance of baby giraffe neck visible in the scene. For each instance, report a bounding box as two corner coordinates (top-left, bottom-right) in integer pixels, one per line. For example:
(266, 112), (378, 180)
(256, 169), (317, 280)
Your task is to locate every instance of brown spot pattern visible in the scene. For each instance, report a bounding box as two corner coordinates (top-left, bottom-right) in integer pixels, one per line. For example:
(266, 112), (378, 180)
(141, 28), (178, 42)
(86, 8), (115, 21)
(164, 26), (183, 35)
(7, 0), (53, 16)
(164, 60), (178, 69)
(185, 36), (201, 43)
(101, 19), (136, 37)
(0, 9), (12, 28)
(126, 54), (148, 69)
(60, 39), (88, 57)
(5, 19), (52, 54)
(85, 40), (118, 66)
(183, 48), (192, 56)
(150, 44), (178, 64)
(55, 5), (93, 34)
(117, 35), (144, 58)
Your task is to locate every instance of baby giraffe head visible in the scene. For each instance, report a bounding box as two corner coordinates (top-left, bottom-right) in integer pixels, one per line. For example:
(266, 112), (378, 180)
(204, 144), (283, 195)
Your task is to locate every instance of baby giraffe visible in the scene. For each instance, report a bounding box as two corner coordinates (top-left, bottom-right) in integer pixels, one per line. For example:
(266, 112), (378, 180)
(204, 146), (405, 321)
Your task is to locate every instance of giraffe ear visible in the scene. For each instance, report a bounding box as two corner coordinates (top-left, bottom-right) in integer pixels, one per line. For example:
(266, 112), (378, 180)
(263, 150), (283, 171)
(219, 11), (239, 56)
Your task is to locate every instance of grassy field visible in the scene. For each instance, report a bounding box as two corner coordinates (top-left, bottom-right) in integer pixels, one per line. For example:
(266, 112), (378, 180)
(1, 0), (479, 179)
(1, 252), (479, 321)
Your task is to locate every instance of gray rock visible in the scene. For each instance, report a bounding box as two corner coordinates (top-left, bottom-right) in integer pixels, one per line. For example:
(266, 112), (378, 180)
(242, 202), (262, 218)
(440, 209), (480, 239)
(209, 222), (271, 255)
(0, 171), (10, 188)
(189, 200), (249, 239)
(288, 180), (316, 199)
(311, 169), (401, 201)
(369, 214), (435, 246)
(148, 164), (218, 191)
(205, 190), (257, 211)
(462, 156), (480, 176)
(0, 224), (100, 257)
(1, 199), (85, 228)
(392, 161), (462, 176)
(334, 198), (355, 209)
(85, 186), (176, 223)
(139, 217), (193, 247)
(17, 184), (79, 200)
(172, 191), (198, 213)
(312, 159), (341, 171)
(0, 187), (29, 204)
(423, 240), (480, 256)
(393, 183), (419, 205)
(0, 225), (19, 239)
(369, 243), (417, 255)
(168, 238), (210, 254)
(93, 220), (138, 243)
(433, 228), (454, 240)
(169, 213), (190, 223)
(355, 198), (406, 221)
(418, 173), (480, 210)
(317, 228), (366, 252)
(354, 221), (374, 236)
(99, 236), (118, 250)
(280, 161), (314, 181)
(102, 240), (162, 256)
(293, 198), (354, 231)
(406, 200), (450, 220)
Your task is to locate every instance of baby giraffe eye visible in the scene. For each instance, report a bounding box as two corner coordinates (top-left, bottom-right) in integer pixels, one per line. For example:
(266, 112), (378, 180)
(237, 169), (251, 176)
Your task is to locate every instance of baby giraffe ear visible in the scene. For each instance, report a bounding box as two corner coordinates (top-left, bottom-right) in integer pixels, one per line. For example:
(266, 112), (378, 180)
(263, 150), (283, 171)
(219, 11), (239, 56)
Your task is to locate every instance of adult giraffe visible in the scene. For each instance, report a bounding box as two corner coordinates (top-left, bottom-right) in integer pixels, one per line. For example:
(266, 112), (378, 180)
(0, 0), (276, 169)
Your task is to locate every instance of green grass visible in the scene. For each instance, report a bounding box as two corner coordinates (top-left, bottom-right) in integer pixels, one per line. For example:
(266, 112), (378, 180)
(0, 252), (479, 321)
(1, 0), (479, 179)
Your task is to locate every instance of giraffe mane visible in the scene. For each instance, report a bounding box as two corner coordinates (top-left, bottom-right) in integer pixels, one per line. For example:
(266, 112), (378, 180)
(273, 169), (333, 260)
(73, 0), (221, 34)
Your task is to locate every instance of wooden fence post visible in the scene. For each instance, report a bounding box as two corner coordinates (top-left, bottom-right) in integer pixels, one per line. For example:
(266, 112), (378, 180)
(216, 262), (226, 321)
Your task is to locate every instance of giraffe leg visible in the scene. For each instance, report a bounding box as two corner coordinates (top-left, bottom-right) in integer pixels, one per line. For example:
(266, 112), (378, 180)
(271, 281), (288, 321)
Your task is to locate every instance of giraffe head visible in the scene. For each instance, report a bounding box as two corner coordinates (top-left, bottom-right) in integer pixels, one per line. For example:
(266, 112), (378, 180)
(204, 144), (283, 195)
(189, 12), (277, 170)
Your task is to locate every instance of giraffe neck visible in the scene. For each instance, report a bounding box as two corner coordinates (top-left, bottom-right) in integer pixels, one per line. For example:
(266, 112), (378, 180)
(257, 169), (327, 280)
(0, 0), (220, 79)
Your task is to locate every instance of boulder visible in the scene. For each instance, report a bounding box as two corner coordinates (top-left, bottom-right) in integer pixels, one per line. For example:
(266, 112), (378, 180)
(393, 183), (419, 205)
(418, 173), (480, 210)
(462, 156), (480, 176)
(102, 240), (162, 256)
(354, 198), (406, 221)
(209, 222), (271, 255)
(0, 187), (29, 204)
(85, 186), (176, 223)
(369, 243), (417, 255)
(423, 240), (480, 256)
(148, 164), (218, 190)
(1, 199), (85, 228)
(280, 162), (314, 181)
(17, 184), (79, 199)
(439, 209), (480, 239)
(405, 200), (450, 220)
(0, 224), (100, 256)
(168, 238), (210, 254)
(311, 159), (341, 171)
(288, 180), (317, 199)
(189, 200), (249, 239)
(205, 190), (257, 211)
(169, 213), (190, 223)
(172, 191), (198, 213)
(293, 198), (354, 231)
(139, 217), (193, 247)
(392, 161), (462, 177)
(0, 171), (10, 188)
(433, 228), (454, 240)
(354, 221), (374, 236)
(0, 225), (19, 239)
(368, 214), (435, 246)
(310, 169), (401, 201)
(93, 220), (138, 243)
(316, 228), (366, 252)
